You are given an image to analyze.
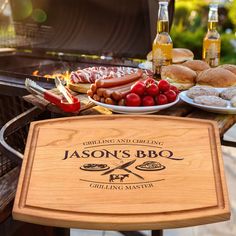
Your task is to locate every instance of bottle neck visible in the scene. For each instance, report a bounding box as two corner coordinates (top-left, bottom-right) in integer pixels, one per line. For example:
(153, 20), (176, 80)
(208, 21), (218, 31)
(157, 20), (169, 33)
(208, 4), (219, 31)
(157, 2), (169, 33)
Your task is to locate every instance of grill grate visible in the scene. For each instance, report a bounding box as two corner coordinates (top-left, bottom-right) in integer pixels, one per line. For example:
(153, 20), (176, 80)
(0, 95), (32, 176)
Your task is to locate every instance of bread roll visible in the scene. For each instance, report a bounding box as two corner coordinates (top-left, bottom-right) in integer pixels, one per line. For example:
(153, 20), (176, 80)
(196, 68), (236, 87)
(161, 65), (197, 90)
(218, 64), (236, 76)
(147, 48), (194, 63)
(172, 48), (194, 63)
(182, 60), (210, 73)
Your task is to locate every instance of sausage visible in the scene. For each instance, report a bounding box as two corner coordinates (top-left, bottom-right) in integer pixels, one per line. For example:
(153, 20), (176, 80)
(95, 70), (143, 88)
(90, 84), (97, 93)
(96, 88), (106, 97)
(104, 77), (147, 100)
(112, 89), (131, 101)
(93, 94), (100, 102)
(87, 89), (94, 97)
(105, 97), (115, 105)
(103, 89), (114, 98)
(100, 97), (105, 103)
(102, 80), (140, 98)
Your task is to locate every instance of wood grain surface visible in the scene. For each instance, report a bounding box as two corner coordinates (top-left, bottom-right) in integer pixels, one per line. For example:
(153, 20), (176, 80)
(0, 166), (20, 222)
(13, 115), (230, 230)
(23, 91), (236, 137)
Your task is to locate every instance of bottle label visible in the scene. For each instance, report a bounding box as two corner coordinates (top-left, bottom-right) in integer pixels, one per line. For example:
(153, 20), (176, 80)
(152, 44), (172, 74)
(203, 39), (221, 67)
(207, 43), (218, 59)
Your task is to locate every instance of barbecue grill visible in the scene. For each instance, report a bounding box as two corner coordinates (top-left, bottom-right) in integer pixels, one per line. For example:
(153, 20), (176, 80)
(0, 0), (175, 94)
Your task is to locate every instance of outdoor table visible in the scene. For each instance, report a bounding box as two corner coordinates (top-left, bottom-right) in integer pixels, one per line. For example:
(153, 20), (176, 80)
(0, 90), (234, 236)
(22, 90), (236, 147)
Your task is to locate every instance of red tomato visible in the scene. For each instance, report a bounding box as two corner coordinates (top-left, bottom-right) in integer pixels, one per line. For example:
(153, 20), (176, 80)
(145, 77), (156, 86)
(131, 81), (146, 96)
(158, 80), (170, 92)
(164, 90), (177, 103)
(125, 93), (141, 106)
(170, 85), (179, 94)
(142, 96), (155, 106)
(146, 83), (159, 96)
(155, 94), (168, 105)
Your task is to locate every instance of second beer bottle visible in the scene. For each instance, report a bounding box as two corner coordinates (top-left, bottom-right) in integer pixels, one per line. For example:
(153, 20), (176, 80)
(152, 1), (173, 77)
(202, 3), (221, 67)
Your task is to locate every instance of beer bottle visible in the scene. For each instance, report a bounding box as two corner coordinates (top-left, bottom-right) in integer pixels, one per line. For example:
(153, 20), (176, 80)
(152, 1), (173, 77)
(202, 3), (221, 67)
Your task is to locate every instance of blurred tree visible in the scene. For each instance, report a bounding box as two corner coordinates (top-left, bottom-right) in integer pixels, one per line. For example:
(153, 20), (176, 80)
(171, 0), (236, 63)
(227, 0), (236, 29)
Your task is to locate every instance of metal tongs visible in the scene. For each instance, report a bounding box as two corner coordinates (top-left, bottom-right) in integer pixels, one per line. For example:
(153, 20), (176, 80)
(25, 78), (80, 113)
(54, 77), (74, 104)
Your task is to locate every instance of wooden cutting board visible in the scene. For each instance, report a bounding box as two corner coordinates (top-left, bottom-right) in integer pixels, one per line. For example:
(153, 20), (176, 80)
(13, 115), (230, 230)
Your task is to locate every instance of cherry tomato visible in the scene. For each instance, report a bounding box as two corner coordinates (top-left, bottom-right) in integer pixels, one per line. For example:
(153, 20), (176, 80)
(131, 81), (146, 96)
(146, 83), (159, 96)
(158, 80), (170, 92)
(145, 77), (156, 86)
(164, 90), (177, 103)
(142, 96), (155, 106)
(155, 94), (168, 105)
(170, 85), (179, 94)
(125, 93), (141, 106)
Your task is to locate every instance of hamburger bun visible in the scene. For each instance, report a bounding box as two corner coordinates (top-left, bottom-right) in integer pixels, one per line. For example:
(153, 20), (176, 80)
(218, 64), (236, 76)
(147, 48), (194, 63)
(182, 60), (210, 73)
(172, 48), (194, 63)
(161, 64), (197, 90)
(196, 68), (236, 87)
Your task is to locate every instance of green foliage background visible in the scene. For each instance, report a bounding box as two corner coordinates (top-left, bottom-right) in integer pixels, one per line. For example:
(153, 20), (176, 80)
(171, 0), (236, 64)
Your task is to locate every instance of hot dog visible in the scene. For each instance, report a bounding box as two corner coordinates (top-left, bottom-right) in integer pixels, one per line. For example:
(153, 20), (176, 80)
(93, 94), (100, 102)
(112, 89), (131, 101)
(105, 97), (115, 105)
(96, 88), (106, 97)
(87, 89), (94, 97)
(102, 76), (147, 100)
(90, 84), (97, 93)
(101, 79), (142, 98)
(95, 70), (143, 88)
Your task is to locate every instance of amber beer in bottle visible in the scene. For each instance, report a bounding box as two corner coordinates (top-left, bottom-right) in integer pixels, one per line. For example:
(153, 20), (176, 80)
(202, 4), (221, 67)
(152, 1), (173, 76)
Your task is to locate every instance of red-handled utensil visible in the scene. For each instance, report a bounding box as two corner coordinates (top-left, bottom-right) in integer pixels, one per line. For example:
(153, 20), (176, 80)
(25, 78), (80, 113)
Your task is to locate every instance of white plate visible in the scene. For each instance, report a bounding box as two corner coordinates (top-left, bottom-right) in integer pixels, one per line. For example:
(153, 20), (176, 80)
(88, 96), (179, 114)
(138, 61), (152, 70)
(180, 88), (236, 114)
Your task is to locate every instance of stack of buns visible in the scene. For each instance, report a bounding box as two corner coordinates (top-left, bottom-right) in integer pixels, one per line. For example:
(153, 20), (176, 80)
(160, 63), (236, 90)
(147, 48), (236, 89)
(148, 50), (236, 89)
(147, 48), (194, 64)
